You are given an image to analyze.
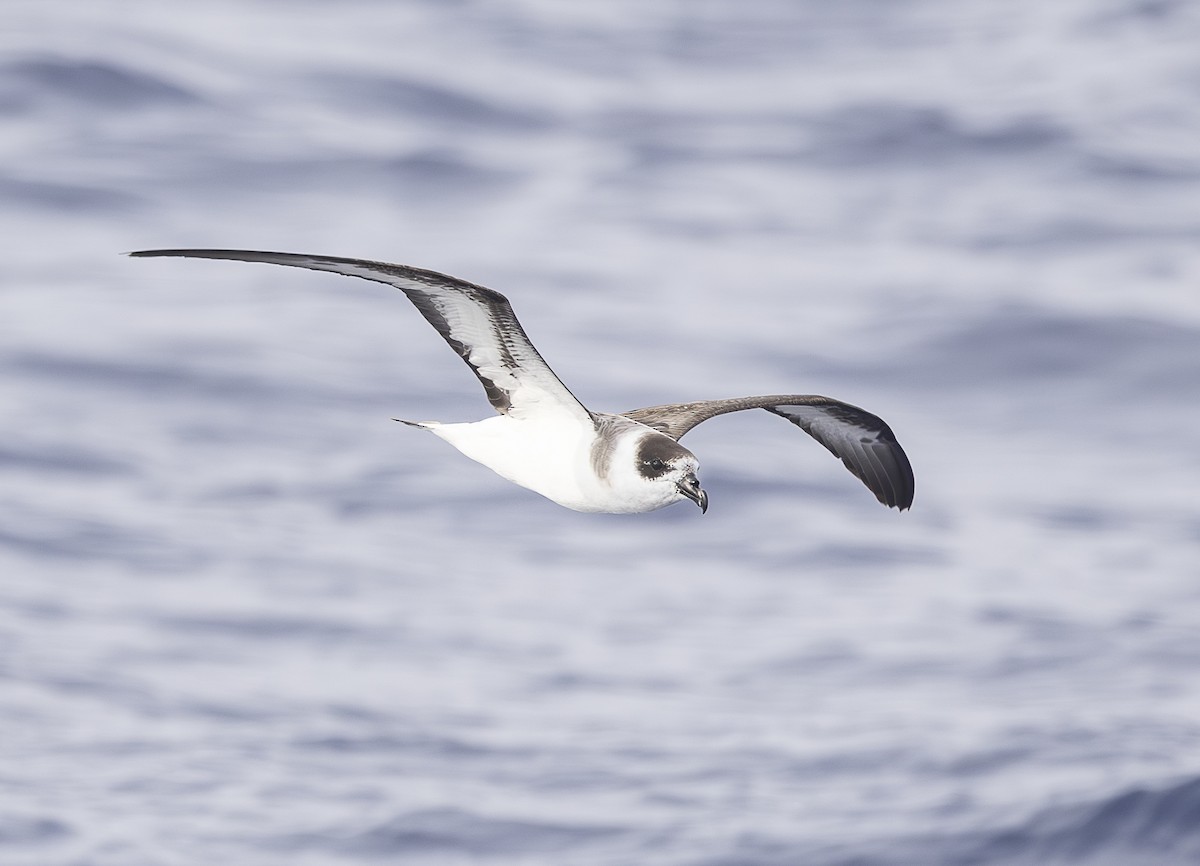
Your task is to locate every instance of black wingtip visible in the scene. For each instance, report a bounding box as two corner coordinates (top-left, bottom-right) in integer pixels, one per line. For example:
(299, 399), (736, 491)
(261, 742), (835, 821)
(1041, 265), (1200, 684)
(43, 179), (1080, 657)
(127, 248), (221, 258)
(881, 453), (915, 512)
(875, 452), (915, 512)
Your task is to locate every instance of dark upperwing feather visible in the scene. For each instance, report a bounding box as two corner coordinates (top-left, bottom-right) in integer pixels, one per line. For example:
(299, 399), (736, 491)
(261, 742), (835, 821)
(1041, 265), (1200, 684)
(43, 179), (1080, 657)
(129, 249), (593, 424)
(622, 395), (914, 510)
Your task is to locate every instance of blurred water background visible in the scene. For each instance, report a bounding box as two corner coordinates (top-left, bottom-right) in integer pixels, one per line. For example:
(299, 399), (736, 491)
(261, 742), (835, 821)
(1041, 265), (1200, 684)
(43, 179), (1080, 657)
(3, 1), (1200, 863)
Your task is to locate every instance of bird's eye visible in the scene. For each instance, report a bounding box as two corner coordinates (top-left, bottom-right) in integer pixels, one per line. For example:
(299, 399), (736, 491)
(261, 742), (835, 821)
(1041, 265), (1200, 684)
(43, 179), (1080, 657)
(646, 458), (667, 471)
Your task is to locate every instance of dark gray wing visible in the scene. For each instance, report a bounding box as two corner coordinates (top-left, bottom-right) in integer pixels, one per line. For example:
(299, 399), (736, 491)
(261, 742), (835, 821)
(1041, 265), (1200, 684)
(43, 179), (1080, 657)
(623, 395), (914, 510)
(129, 249), (594, 424)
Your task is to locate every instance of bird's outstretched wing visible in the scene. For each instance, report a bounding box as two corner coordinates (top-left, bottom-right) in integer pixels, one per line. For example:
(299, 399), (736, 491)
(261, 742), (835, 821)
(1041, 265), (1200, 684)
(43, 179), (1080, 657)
(623, 395), (914, 510)
(129, 249), (594, 425)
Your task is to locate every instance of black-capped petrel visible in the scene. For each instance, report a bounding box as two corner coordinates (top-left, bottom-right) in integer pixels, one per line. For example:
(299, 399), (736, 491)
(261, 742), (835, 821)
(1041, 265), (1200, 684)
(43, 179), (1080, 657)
(129, 250), (914, 514)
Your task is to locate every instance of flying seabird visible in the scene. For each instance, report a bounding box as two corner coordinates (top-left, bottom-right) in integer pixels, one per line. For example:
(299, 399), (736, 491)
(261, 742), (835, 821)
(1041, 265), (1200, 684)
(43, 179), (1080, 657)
(129, 250), (914, 514)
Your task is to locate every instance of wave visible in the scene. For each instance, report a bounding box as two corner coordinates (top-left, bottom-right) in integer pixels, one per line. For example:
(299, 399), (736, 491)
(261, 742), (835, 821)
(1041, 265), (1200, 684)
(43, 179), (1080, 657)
(945, 774), (1200, 866)
(695, 775), (1200, 866)
(0, 56), (199, 111)
(847, 304), (1200, 405)
(269, 807), (627, 858)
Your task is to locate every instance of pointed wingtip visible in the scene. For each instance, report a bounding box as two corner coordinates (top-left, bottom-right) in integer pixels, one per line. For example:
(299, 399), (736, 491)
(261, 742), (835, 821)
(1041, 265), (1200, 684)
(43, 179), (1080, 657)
(885, 471), (914, 511)
(127, 249), (198, 259)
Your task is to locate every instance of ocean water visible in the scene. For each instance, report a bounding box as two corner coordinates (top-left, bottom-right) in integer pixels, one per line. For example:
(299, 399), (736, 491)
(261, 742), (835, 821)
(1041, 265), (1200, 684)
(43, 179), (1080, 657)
(3, 1), (1200, 863)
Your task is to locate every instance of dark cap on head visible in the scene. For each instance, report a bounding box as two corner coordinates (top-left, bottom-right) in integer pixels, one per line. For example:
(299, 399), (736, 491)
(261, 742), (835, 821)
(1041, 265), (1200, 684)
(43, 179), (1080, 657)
(635, 433), (693, 479)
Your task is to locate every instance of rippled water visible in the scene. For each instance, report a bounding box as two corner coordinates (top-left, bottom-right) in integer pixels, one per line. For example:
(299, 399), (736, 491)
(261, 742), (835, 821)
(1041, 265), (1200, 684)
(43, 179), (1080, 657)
(4, 2), (1200, 864)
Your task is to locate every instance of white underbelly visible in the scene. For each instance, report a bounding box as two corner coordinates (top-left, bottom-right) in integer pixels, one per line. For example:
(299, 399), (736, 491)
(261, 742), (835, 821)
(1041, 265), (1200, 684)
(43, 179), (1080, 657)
(425, 416), (609, 511)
